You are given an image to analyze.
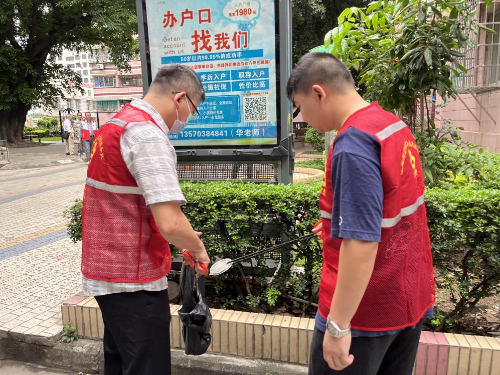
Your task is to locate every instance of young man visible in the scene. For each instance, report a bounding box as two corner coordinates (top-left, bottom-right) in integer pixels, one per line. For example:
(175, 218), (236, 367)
(63, 114), (74, 155)
(81, 64), (210, 375)
(287, 53), (435, 374)
(78, 112), (97, 163)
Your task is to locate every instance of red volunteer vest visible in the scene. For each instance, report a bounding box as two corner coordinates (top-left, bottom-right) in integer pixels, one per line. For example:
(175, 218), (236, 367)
(81, 104), (172, 282)
(318, 102), (436, 331)
(81, 121), (95, 141)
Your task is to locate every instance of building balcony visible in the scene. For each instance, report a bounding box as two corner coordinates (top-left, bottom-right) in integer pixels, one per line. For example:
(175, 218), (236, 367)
(93, 85), (143, 100)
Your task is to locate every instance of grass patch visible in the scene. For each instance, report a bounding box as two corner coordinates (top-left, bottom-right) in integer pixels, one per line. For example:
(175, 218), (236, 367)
(41, 137), (63, 141)
(296, 159), (324, 170)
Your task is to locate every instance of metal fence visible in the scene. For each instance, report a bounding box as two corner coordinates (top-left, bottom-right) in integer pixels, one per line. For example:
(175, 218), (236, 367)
(453, 0), (500, 93)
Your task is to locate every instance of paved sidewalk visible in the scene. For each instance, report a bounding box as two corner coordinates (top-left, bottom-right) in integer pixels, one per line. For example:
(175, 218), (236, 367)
(0, 141), (318, 342)
(0, 361), (72, 374)
(0, 145), (86, 338)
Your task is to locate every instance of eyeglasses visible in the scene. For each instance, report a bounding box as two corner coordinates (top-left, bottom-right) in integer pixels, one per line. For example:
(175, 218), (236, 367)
(172, 91), (200, 119)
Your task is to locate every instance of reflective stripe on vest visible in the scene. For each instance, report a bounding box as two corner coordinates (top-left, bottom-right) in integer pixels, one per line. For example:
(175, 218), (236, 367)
(376, 121), (406, 141)
(107, 119), (127, 127)
(381, 194), (425, 228)
(320, 210), (332, 219)
(86, 177), (141, 195)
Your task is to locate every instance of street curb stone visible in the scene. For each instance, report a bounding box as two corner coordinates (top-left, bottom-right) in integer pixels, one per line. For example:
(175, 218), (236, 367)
(0, 333), (307, 374)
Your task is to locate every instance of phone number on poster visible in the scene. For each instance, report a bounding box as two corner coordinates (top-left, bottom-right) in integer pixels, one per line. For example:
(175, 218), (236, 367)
(179, 130), (230, 138)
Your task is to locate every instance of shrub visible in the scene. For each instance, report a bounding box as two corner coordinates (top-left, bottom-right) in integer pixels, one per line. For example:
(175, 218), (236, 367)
(32, 130), (49, 138)
(36, 119), (48, 129)
(24, 126), (35, 134)
(304, 127), (325, 152)
(295, 159), (324, 170)
(414, 120), (497, 188)
(65, 182), (323, 309)
(425, 188), (500, 330)
(49, 117), (59, 127)
(64, 181), (500, 328)
(64, 200), (82, 242)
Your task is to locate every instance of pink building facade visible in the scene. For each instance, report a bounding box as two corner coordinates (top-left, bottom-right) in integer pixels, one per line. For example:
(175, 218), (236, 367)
(437, 0), (500, 153)
(90, 48), (143, 124)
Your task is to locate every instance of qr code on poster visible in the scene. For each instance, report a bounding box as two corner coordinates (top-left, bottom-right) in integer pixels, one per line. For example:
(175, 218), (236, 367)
(244, 96), (268, 122)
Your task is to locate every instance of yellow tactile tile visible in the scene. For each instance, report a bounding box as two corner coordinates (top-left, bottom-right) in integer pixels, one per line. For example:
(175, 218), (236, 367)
(0, 223), (68, 250)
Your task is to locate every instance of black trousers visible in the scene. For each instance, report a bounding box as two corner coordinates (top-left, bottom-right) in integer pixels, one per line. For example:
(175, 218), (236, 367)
(308, 320), (423, 375)
(95, 289), (171, 375)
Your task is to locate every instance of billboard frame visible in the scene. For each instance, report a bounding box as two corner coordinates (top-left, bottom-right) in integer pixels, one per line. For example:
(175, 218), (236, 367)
(136, 0), (293, 183)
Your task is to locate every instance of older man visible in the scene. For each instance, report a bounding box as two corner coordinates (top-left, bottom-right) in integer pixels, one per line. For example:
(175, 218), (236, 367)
(81, 64), (209, 375)
(63, 114), (74, 155)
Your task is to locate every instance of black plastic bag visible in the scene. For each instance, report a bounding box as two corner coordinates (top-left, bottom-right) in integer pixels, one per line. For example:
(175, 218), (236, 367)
(178, 263), (212, 355)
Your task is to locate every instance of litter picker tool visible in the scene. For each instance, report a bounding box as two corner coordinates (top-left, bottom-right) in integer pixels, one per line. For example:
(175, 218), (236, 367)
(209, 233), (317, 276)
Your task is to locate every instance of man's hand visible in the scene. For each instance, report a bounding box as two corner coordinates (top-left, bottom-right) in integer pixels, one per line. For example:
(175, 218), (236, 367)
(182, 231), (210, 275)
(323, 332), (354, 371)
(312, 220), (323, 237)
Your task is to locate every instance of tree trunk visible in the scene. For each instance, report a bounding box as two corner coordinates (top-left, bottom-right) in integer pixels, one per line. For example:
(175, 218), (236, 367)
(0, 104), (31, 144)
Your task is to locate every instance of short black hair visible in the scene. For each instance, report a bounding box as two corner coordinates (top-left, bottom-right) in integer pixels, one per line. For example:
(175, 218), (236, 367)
(150, 64), (205, 103)
(286, 53), (355, 101)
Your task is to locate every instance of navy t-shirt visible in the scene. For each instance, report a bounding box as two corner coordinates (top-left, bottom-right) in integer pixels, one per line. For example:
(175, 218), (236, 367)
(315, 127), (433, 337)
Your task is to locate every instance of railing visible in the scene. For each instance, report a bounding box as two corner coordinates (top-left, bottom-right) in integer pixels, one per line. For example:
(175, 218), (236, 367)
(453, 0), (500, 93)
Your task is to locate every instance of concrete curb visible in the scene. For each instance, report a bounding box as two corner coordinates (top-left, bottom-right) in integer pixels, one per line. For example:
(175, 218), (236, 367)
(0, 333), (307, 375)
(0, 332), (103, 374)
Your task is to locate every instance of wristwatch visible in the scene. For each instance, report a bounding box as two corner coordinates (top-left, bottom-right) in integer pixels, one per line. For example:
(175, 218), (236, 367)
(326, 316), (351, 338)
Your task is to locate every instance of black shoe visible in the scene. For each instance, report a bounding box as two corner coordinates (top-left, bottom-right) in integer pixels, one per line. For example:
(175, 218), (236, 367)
(66, 153), (70, 155)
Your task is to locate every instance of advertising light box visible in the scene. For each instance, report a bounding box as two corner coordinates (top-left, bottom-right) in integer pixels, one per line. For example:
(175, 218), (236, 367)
(146, 0), (278, 147)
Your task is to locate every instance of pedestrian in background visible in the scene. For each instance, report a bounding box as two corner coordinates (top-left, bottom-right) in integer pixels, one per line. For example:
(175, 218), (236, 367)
(287, 52), (435, 375)
(63, 114), (74, 156)
(81, 64), (209, 375)
(78, 112), (97, 164)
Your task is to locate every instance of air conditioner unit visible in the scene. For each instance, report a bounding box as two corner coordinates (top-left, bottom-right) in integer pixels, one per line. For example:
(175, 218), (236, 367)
(96, 64), (104, 70)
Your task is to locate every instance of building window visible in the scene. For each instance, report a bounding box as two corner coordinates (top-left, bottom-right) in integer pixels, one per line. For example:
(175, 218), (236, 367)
(58, 56), (63, 61)
(83, 70), (89, 76)
(120, 75), (143, 87)
(94, 76), (116, 87)
(487, 8), (500, 85)
(67, 64), (75, 69)
(88, 90), (92, 97)
(75, 55), (80, 61)
(82, 62), (87, 67)
(66, 56), (74, 62)
(84, 78), (89, 83)
(76, 63), (82, 68)
(96, 100), (119, 112)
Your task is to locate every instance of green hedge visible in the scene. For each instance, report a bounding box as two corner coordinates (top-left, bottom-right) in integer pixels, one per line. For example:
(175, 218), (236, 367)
(425, 188), (500, 329)
(295, 159), (325, 170)
(65, 182), (500, 327)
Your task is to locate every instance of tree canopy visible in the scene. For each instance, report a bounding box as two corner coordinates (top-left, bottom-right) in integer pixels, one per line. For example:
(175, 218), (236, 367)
(291, 0), (370, 64)
(324, 0), (494, 128)
(0, 0), (138, 143)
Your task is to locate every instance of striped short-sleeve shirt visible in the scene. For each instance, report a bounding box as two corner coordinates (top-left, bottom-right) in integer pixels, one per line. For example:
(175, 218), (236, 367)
(82, 99), (184, 296)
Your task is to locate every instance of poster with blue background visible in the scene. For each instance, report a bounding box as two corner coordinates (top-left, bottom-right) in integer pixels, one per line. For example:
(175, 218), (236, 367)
(146, 0), (278, 146)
